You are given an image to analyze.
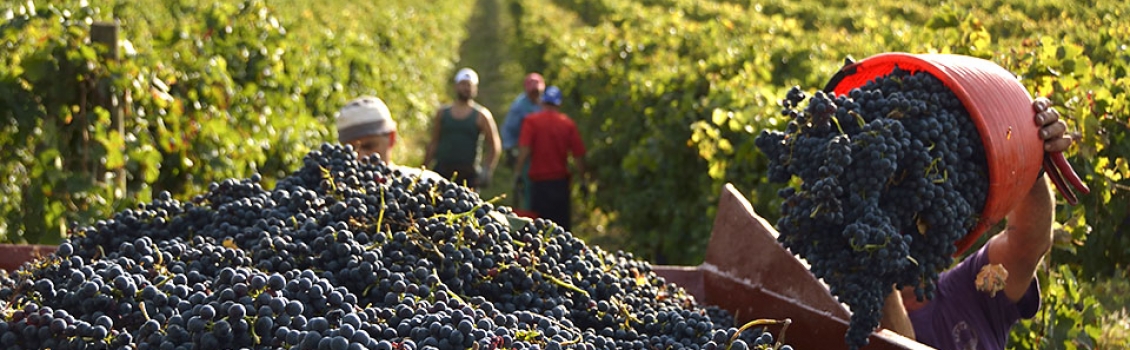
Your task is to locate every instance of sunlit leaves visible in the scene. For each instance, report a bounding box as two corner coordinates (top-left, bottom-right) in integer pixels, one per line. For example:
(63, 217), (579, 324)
(0, 0), (474, 243)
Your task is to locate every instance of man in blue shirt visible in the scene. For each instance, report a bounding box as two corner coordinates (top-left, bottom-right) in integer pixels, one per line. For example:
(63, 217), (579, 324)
(501, 73), (545, 210)
(502, 73), (545, 164)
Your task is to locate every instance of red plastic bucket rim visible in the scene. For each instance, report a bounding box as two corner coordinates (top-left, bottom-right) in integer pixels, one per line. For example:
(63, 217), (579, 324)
(822, 52), (1038, 256)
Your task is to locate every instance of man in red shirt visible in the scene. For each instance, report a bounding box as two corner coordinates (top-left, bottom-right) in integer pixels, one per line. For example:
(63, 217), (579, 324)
(516, 86), (587, 232)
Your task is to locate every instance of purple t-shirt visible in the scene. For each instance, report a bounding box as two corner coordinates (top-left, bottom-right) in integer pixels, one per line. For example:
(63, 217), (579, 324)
(908, 246), (1041, 350)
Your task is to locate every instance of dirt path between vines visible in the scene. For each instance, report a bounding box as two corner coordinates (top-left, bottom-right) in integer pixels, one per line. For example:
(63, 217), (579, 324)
(454, 0), (525, 206)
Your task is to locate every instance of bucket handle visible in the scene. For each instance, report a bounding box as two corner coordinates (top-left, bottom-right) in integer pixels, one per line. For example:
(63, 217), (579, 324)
(1044, 152), (1090, 205)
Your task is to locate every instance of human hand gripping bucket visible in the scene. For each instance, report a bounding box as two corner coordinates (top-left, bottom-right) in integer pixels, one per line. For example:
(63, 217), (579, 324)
(822, 53), (1089, 256)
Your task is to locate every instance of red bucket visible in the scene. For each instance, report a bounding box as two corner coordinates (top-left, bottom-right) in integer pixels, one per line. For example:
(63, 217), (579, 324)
(823, 53), (1044, 256)
(512, 209), (539, 219)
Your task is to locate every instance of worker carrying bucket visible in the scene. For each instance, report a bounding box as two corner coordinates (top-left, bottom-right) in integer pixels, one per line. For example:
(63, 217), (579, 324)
(749, 53), (1088, 350)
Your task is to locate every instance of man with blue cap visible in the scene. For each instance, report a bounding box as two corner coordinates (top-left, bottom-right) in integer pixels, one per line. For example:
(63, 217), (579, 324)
(515, 86), (588, 232)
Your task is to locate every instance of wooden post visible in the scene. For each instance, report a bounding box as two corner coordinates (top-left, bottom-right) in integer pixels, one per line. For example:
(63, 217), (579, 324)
(90, 21), (119, 60)
(90, 21), (125, 199)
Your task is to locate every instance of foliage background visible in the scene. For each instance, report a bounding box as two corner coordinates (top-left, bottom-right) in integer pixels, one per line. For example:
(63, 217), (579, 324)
(0, 0), (472, 244)
(506, 0), (1128, 347)
(1, 0), (1127, 347)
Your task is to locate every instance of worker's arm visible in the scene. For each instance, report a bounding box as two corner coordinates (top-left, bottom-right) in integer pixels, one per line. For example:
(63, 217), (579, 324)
(424, 109), (443, 167)
(570, 123), (588, 179)
(880, 289), (915, 339)
(574, 157), (588, 180)
(515, 146), (531, 178)
(501, 97), (525, 150)
(516, 118), (534, 176)
(478, 107), (502, 178)
(880, 98), (1067, 335)
(986, 97), (1068, 302)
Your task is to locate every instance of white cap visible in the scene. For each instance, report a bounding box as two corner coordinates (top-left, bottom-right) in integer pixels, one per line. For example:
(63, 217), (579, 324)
(336, 96), (396, 143)
(454, 68), (479, 84)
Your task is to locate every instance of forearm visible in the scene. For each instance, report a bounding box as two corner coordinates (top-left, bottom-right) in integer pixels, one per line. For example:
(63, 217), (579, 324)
(879, 289), (915, 340)
(425, 113), (442, 166)
(481, 114), (502, 173)
(575, 157), (587, 179)
(424, 143), (435, 166)
(485, 142), (500, 173)
(987, 175), (1055, 301)
(501, 114), (519, 148)
(1003, 175), (1055, 261)
(515, 147), (531, 174)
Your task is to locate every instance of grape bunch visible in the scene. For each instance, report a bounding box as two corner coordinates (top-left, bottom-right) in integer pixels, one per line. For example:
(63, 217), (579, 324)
(755, 68), (988, 350)
(0, 143), (793, 350)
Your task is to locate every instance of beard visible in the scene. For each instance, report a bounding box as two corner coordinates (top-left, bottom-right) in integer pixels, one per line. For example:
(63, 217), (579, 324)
(457, 90), (475, 101)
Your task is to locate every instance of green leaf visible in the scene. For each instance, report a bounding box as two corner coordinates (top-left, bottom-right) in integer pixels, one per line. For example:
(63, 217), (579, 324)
(711, 108), (728, 126)
(21, 51), (57, 84)
(128, 144), (163, 183)
(925, 8), (959, 29)
(98, 131), (126, 169)
(34, 147), (62, 175)
(1059, 264), (1080, 302)
(65, 176), (94, 193)
(77, 45), (98, 62)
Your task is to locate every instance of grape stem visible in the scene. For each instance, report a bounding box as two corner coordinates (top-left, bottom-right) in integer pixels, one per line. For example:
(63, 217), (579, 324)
(318, 165), (338, 195)
(503, 260), (590, 299)
(139, 301), (151, 321)
(527, 311), (584, 345)
(404, 225), (445, 260)
(924, 157), (947, 184)
(249, 316), (261, 345)
(611, 297), (643, 329)
(375, 186), (386, 238)
(849, 233), (892, 253)
(544, 274), (589, 298)
(727, 318), (792, 350)
(848, 110), (866, 128)
(444, 289), (467, 306)
(830, 115), (847, 135)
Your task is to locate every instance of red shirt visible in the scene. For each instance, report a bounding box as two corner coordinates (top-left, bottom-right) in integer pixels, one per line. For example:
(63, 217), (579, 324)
(518, 110), (586, 181)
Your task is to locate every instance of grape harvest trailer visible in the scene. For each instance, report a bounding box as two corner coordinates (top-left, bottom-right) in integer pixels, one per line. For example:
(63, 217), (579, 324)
(1, 52), (1085, 350)
(0, 184), (932, 349)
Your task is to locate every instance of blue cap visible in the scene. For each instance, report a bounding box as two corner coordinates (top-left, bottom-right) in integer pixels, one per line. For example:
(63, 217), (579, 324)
(542, 86), (563, 106)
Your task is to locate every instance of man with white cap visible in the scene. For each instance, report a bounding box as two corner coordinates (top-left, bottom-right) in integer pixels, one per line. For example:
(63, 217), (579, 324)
(336, 96), (399, 161)
(336, 96), (441, 179)
(425, 67), (501, 191)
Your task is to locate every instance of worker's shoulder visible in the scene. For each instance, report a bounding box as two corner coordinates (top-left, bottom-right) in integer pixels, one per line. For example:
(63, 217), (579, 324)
(550, 111), (576, 124)
(390, 164), (444, 182)
(433, 104), (453, 117)
(522, 110), (549, 123)
(471, 103), (494, 118)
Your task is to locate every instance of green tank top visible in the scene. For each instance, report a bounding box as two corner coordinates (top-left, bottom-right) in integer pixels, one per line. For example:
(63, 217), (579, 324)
(435, 106), (481, 166)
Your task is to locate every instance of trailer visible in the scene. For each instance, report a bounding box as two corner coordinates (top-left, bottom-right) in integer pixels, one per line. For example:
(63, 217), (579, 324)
(651, 184), (932, 350)
(0, 52), (1088, 350)
(0, 184), (932, 349)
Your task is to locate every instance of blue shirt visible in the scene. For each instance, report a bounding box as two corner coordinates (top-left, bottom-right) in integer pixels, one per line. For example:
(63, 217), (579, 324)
(908, 245), (1041, 350)
(502, 93), (541, 149)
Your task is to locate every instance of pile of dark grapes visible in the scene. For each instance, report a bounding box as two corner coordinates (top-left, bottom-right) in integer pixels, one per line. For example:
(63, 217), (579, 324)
(754, 68), (988, 350)
(0, 143), (794, 350)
